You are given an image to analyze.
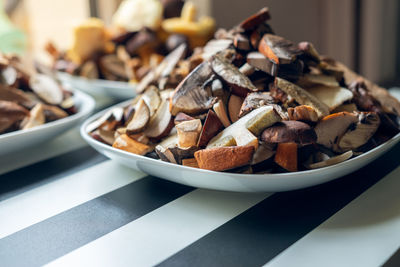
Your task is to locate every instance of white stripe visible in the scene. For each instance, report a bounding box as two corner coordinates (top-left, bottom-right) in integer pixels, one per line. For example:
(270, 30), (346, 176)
(0, 128), (86, 175)
(0, 161), (146, 239)
(47, 190), (271, 267)
(265, 166), (400, 267)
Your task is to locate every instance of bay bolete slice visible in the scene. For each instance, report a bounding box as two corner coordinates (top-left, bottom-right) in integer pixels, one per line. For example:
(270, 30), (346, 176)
(261, 121), (317, 145)
(275, 78), (329, 118)
(170, 61), (215, 116)
(298, 42), (320, 63)
(314, 111), (359, 151)
(194, 146), (255, 171)
(197, 110), (224, 147)
(126, 99), (150, 135)
(258, 34), (302, 65)
(210, 54), (258, 97)
(239, 7), (270, 30)
(30, 74), (63, 105)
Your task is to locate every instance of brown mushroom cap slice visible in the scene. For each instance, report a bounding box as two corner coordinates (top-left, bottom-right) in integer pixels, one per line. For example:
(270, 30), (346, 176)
(274, 142), (298, 172)
(239, 92), (275, 117)
(275, 78), (329, 118)
(239, 7), (271, 30)
(30, 74), (63, 105)
(211, 54), (258, 97)
(246, 51), (275, 76)
(169, 61), (215, 116)
(43, 104), (68, 122)
(0, 85), (33, 108)
(338, 112), (380, 152)
(155, 134), (198, 164)
(314, 111), (359, 150)
(99, 54), (128, 80)
(126, 98), (150, 135)
(141, 85), (161, 116)
(0, 100), (29, 133)
(261, 121), (317, 145)
(197, 110), (224, 147)
(22, 103), (45, 129)
(145, 99), (174, 139)
(287, 105), (319, 122)
(258, 34), (302, 65)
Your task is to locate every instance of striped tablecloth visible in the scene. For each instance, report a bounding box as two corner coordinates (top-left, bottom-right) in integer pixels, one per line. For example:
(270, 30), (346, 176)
(1, 96), (400, 266)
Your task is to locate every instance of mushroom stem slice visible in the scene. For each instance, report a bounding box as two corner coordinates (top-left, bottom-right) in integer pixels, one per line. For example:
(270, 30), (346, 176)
(126, 99), (150, 135)
(213, 99), (231, 127)
(22, 103), (45, 129)
(308, 150), (353, 169)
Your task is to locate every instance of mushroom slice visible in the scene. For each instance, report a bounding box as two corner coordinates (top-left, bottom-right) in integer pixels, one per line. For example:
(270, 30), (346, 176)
(234, 34), (251, 51)
(258, 34), (302, 65)
(86, 107), (124, 133)
(213, 99), (231, 127)
(275, 78), (329, 118)
(0, 100), (29, 133)
(141, 85), (161, 116)
(314, 112), (359, 150)
(155, 134), (198, 164)
(307, 86), (353, 111)
(176, 119), (202, 148)
(207, 105), (281, 149)
(0, 85), (32, 107)
(80, 60), (99, 79)
(239, 63), (255, 76)
(251, 142), (275, 165)
(202, 39), (233, 60)
(332, 103), (358, 113)
(228, 94), (245, 123)
(197, 110), (224, 147)
(43, 105), (68, 122)
(99, 54), (128, 80)
(239, 7), (270, 30)
(246, 51), (275, 76)
(182, 158), (199, 168)
(298, 42), (321, 64)
(239, 92), (274, 117)
(22, 103), (45, 129)
(338, 112), (380, 152)
(274, 142), (298, 172)
(126, 99), (150, 135)
(308, 150), (353, 169)
(297, 74), (339, 88)
(145, 99), (174, 140)
(287, 105), (318, 122)
(194, 146), (255, 171)
(113, 134), (152, 155)
(261, 121), (317, 145)
(30, 74), (63, 105)
(170, 62), (215, 116)
(210, 54), (258, 97)
(174, 112), (195, 125)
(97, 129), (116, 145)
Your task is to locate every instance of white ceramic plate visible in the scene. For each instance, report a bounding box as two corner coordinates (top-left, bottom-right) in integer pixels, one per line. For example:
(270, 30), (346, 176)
(0, 90), (95, 156)
(57, 72), (136, 99)
(80, 100), (400, 192)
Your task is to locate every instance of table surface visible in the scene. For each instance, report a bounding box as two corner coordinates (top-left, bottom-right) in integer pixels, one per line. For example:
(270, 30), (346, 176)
(1, 97), (400, 267)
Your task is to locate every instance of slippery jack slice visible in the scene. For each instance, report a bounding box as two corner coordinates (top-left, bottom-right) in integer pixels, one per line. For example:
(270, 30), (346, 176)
(113, 134), (152, 155)
(170, 61), (215, 116)
(308, 150), (353, 169)
(287, 105), (318, 122)
(22, 103), (45, 129)
(197, 110), (224, 147)
(126, 99), (150, 135)
(239, 7), (270, 30)
(207, 105), (281, 149)
(261, 121), (317, 145)
(145, 99), (174, 140)
(194, 146), (255, 171)
(210, 54), (258, 97)
(258, 34), (302, 65)
(213, 99), (231, 127)
(30, 74), (63, 105)
(228, 94), (245, 123)
(176, 119), (202, 148)
(274, 142), (298, 172)
(275, 77), (329, 118)
(306, 86), (353, 111)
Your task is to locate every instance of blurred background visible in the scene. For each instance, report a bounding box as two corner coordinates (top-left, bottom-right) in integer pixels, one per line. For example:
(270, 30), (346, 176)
(3, 0), (399, 86)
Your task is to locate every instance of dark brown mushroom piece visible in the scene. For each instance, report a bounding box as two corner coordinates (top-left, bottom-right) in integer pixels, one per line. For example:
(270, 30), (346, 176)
(161, 0), (184, 19)
(155, 134), (198, 164)
(258, 34), (302, 65)
(298, 42), (321, 65)
(125, 28), (157, 56)
(0, 84), (33, 108)
(287, 105), (318, 122)
(233, 34), (251, 51)
(239, 7), (271, 30)
(80, 60), (99, 79)
(0, 100), (29, 133)
(246, 51), (275, 76)
(111, 31), (136, 45)
(99, 55), (128, 80)
(165, 34), (189, 53)
(239, 92), (275, 117)
(261, 121), (317, 145)
(197, 110), (224, 147)
(170, 61), (215, 116)
(126, 99), (150, 135)
(250, 23), (274, 49)
(210, 54), (258, 97)
(43, 104), (68, 122)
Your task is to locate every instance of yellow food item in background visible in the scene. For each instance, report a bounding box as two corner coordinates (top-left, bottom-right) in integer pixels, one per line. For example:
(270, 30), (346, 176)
(162, 1), (215, 48)
(112, 0), (163, 32)
(67, 18), (107, 64)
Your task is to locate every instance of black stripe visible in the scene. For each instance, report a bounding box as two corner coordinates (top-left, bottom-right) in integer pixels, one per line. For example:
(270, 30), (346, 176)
(0, 146), (107, 202)
(383, 248), (400, 267)
(159, 143), (400, 267)
(0, 176), (193, 267)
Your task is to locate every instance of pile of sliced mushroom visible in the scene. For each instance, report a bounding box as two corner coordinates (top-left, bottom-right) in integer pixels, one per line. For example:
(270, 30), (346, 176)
(88, 7), (400, 173)
(0, 54), (77, 135)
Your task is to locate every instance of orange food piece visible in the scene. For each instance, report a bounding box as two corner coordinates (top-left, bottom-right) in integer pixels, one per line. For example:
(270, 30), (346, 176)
(182, 158), (199, 168)
(274, 142), (298, 172)
(112, 134), (152, 155)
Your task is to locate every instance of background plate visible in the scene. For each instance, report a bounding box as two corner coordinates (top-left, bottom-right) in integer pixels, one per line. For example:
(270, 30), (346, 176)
(0, 90), (95, 156)
(80, 100), (400, 192)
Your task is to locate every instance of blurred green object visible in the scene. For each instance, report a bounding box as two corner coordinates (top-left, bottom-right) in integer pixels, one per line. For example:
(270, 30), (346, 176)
(0, 0), (26, 54)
